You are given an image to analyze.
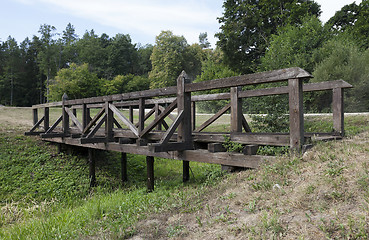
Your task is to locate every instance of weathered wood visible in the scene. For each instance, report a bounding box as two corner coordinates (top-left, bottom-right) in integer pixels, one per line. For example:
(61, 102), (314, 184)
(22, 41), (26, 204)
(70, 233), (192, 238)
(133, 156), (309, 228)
(33, 108), (38, 126)
(333, 88), (344, 136)
(155, 103), (162, 131)
(191, 102), (196, 131)
(105, 102), (114, 141)
(25, 131), (45, 136)
(121, 152), (128, 182)
(65, 107), (83, 132)
(62, 93), (69, 134)
(195, 102), (231, 132)
(186, 67), (312, 93)
(82, 107), (105, 135)
(138, 98), (145, 134)
(86, 115), (106, 139)
(129, 105), (134, 123)
(177, 71), (192, 143)
(44, 107), (49, 130)
(289, 78), (304, 152)
(89, 149), (96, 187)
(109, 103), (139, 137)
(231, 87), (242, 133)
(81, 137), (107, 144)
(45, 115), (62, 134)
(113, 117), (123, 129)
(134, 107), (155, 128)
(146, 156), (154, 192)
(183, 160), (190, 182)
(149, 142), (193, 152)
(41, 132), (67, 138)
(159, 110), (184, 145)
(29, 116), (45, 132)
(208, 143), (226, 153)
(243, 145), (259, 155)
(82, 103), (89, 129)
(158, 105), (176, 121)
(140, 99), (177, 138)
(241, 115), (252, 132)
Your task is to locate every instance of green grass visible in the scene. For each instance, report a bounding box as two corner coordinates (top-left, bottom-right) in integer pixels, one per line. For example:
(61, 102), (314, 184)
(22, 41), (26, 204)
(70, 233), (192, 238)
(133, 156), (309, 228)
(0, 127), (224, 239)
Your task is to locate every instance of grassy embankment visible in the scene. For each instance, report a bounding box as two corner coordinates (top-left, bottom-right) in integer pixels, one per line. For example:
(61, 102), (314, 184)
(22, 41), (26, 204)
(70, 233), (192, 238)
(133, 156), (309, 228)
(1, 106), (369, 239)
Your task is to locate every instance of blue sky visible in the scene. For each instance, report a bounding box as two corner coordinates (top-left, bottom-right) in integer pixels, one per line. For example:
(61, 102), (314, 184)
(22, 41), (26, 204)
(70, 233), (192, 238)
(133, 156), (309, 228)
(0, 0), (362, 47)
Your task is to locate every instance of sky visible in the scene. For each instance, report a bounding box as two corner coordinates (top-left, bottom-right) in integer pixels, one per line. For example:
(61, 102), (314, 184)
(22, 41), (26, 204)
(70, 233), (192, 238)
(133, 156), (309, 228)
(0, 0), (362, 47)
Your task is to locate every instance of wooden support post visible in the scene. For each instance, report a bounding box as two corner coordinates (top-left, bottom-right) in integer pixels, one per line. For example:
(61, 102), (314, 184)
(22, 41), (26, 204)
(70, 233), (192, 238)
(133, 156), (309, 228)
(129, 106), (134, 124)
(333, 88), (344, 136)
(192, 101), (196, 131)
(288, 78), (304, 153)
(44, 107), (49, 130)
(155, 103), (162, 130)
(88, 148), (96, 187)
(146, 156), (154, 192)
(231, 87), (242, 133)
(138, 98), (145, 134)
(183, 160), (190, 182)
(33, 108), (38, 126)
(82, 104), (88, 130)
(177, 71), (192, 182)
(72, 108), (77, 127)
(105, 102), (113, 141)
(62, 93), (69, 134)
(121, 152), (128, 182)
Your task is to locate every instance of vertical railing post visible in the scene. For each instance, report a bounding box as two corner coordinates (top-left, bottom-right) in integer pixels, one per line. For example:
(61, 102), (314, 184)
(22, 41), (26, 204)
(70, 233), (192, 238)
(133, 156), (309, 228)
(333, 88), (344, 136)
(44, 107), (49, 131)
(155, 103), (162, 131)
(89, 148), (96, 187)
(72, 108), (77, 127)
(288, 78), (304, 153)
(129, 105), (134, 124)
(33, 108), (38, 126)
(62, 93), (69, 134)
(82, 103), (88, 130)
(105, 101), (113, 141)
(230, 87), (242, 133)
(177, 71), (192, 182)
(191, 101), (196, 131)
(138, 98), (145, 134)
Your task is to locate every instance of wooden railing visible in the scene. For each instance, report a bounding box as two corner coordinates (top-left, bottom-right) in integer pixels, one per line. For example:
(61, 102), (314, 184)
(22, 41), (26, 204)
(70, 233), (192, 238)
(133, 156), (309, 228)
(26, 67), (352, 164)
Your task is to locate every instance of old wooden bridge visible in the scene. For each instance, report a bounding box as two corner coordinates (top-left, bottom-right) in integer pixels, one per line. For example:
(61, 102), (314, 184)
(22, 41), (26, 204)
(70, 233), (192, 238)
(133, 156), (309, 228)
(25, 67), (352, 191)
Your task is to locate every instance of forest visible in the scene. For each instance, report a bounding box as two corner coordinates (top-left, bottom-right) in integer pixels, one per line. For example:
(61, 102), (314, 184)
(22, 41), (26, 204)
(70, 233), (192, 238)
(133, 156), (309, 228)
(0, 0), (368, 113)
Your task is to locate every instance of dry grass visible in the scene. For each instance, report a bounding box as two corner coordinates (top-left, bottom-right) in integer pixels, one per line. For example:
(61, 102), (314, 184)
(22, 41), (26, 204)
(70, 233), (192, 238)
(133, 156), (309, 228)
(130, 131), (369, 239)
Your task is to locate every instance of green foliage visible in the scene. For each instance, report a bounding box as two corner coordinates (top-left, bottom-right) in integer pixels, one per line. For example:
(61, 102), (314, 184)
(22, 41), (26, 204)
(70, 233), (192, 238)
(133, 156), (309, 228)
(216, 0), (321, 74)
(313, 35), (369, 112)
(102, 74), (149, 95)
(259, 15), (328, 73)
(223, 136), (243, 153)
(48, 63), (101, 101)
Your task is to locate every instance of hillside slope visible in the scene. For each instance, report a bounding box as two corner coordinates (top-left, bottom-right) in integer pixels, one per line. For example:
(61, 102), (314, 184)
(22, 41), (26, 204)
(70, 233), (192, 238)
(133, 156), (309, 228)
(131, 132), (369, 239)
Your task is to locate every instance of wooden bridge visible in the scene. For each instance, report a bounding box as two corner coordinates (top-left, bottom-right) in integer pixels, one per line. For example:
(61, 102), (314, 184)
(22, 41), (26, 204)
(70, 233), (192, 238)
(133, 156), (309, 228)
(25, 67), (352, 191)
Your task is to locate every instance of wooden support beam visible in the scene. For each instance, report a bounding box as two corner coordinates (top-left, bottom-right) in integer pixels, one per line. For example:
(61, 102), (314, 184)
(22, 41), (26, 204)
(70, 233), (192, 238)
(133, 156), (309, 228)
(146, 156), (154, 192)
(62, 93), (69, 134)
(138, 98), (145, 135)
(109, 103), (139, 137)
(208, 143), (226, 153)
(82, 107), (105, 135)
(195, 102), (231, 132)
(89, 149), (96, 187)
(333, 88), (344, 136)
(105, 102), (114, 141)
(183, 160), (189, 182)
(113, 117), (123, 129)
(191, 102), (196, 131)
(135, 108), (155, 128)
(129, 105), (134, 124)
(289, 78), (304, 153)
(65, 107), (83, 132)
(86, 115), (106, 139)
(29, 116), (45, 132)
(149, 142), (193, 152)
(159, 110), (184, 145)
(33, 108), (38, 126)
(44, 107), (49, 130)
(121, 153), (128, 182)
(158, 105), (176, 121)
(82, 103), (89, 129)
(140, 99), (177, 138)
(231, 87), (242, 133)
(155, 103), (162, 131)
(45, 115), (62, 134)
(241, 115), (252, 132)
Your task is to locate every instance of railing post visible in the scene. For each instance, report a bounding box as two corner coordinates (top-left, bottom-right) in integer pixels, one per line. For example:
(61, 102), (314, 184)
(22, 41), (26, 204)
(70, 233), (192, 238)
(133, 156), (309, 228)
(129, 105), (134, 124)
(33, 108), (38, 126)
(138, 98), (145, 134)
(288, 78), (304, 153)
(44, 107), (49, 131)
(333, 88), (344, 136)
(121, 152), (128, 182)
(177, 71), (192, 182)
(105, 101), (113, 141)
(146, 156), (154, 192)
(62, 93), (69, 134)
(89, 148), (96, 187)
(155, 103), (162, 131)
(82, 103), (89, 130)
(230, 87), (242, 133)
(191, 101), (196, 131)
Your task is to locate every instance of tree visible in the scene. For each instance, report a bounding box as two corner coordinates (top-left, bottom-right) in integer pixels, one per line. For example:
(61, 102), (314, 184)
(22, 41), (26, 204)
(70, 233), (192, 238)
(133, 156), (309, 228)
(326, 2), (360, 33)
(216, 0), (321, 74)
(136, 44), (153, 75)
(259, 15), (328, 73)
(199, 32), (211, 49)
(149, 31), (189, 88)
(48, 63), (101, 101)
